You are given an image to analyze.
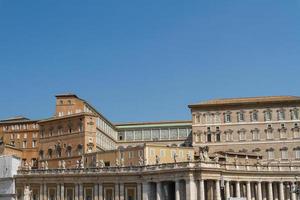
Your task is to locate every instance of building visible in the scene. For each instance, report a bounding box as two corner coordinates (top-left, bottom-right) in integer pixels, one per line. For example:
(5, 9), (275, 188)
(0, 155), (21, 200)
(1, 94), (300, 200)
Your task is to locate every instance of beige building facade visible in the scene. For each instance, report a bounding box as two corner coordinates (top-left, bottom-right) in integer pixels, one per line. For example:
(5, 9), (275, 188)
(0, 94), (299, 200)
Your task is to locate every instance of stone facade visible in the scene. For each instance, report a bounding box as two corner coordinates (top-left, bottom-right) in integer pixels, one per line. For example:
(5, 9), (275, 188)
(1, 94), (300, 199)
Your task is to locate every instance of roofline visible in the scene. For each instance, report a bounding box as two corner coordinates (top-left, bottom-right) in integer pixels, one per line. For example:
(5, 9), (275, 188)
(114, 120), (192, 126)
(55, 93), (78, 98)
(188, 97), (300, 109)
(38, 112), (96, 123)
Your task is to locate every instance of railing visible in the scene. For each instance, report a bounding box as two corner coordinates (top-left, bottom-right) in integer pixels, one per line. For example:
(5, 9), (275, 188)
(16, 160), (300, 176)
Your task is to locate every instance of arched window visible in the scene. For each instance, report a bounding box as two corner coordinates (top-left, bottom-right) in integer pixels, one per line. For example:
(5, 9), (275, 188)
(77, 144), (83, 156)
(48, 148), (53, 159)
(39, 150), (44, 160)
(66, 145), (72, 157)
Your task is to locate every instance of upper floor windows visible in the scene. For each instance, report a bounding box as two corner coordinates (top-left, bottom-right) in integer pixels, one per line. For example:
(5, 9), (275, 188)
(280, 147), (288, 160)
(266, 148), (275, 160)
(250, 110), (258, 122)
(224, 129), (233, 141)
(277, 109), (285, 121)
(264, 109), (272, 121)
(237, 111), (245, 122)
(291, 108), (299, 120)
(251, 128), (260, 141)
(294, 147), (300, 159)
(265, 124), (274, 140)
(238, 128), (246, 141)
(224, 112), (232, 123)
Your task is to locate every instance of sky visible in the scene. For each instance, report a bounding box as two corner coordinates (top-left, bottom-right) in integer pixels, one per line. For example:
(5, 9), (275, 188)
(0, 0), (299, 122)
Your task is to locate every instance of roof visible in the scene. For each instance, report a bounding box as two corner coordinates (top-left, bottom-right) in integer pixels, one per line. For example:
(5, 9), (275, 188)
(115, 120), (192, 129)
(0, 116), (37, 124)
(38, 112), (96, 123)
(55, 93), (78, 98)
(188, 96), (300, 108)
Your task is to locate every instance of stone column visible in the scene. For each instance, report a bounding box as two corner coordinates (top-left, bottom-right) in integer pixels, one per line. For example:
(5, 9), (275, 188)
(236, 181), (241, 198)
(57, 184), (60, 200)
(262, 183), (267, 200)
(279, 182), (284, 200)
(120, 183), (125, 200)
(60, 184), (64, 200)
(142, 182), (150, 200)
(268, 182), (273, 200)
(39, 184), (43, 200)
(137, 183), (142, 200)
(274, 183), (279, 200)
(157, 182), (162, 200)
(257, 182), (262, 200)
(75, 184), (79, 200)
(43, 184), (47, 200)
(98, 184), (103, 200)
(175, 180), (181, 200)
(286, 183), (291, 200)
(291, 182), (297, 200)
(225, 181), (230, 200)
(186, 177), (197, 200)
(115, 183), (119, 200)
(215, 180), (221, 200)
(199, 179), (205, 200)
(79, 183), (83, 200)
(94, 184), (99, 200)
(247, 182), (251, 200)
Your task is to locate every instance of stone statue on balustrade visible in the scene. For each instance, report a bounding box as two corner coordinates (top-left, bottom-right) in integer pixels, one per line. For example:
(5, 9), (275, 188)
(24, 185), (32, 200)
(99, 160), (105, 168)
(41, 161), (44, 169)
(187, 153), (192, 161)
(173, 153), (178, 163)
(62, 160), (66, 169)
(213, 154), (219, 163)
(45, 161), (48, 169)
(138, 156), (144, 166)
(115, 158), (120, 167)
(155, 155), (160, 165)
(120, 158), (124, 167)
(199, 146), (210, 161)
(58, 160), (62, 169)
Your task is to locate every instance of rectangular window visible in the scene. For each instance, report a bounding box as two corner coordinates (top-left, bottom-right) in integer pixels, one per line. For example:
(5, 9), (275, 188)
(281, 150), (288, 160)
(292, 109), (299, 120)
(22, 141), (27, 148)
(267, 151), (275, 160)
(295, 150), (300, 159)
(225, 114), (231, 123)
(238, 112), (244, 122)
(32, 140), (36, 148)
(264, 111), (272, 121)
(278, 110), (285, 121)
(207, 133), (211, 142)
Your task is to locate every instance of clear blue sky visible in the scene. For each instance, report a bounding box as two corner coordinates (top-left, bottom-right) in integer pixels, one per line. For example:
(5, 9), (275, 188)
(0, 0), (299, 122)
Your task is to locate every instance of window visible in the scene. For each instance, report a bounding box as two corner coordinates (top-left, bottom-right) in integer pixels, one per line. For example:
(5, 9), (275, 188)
(138, 150), (143, 157)
(264, 110), (272, 121)
(267, 149), (275, 160)
(215, 128), (221, 142)
(279, 124), (287, 139)
(205, 113), (212, 123)
(66, 146), (72, 157)
(196, 114), (200, 123)
(293, 124), (300, 138)
(225, 129), (233, 142)
(295, 148), (300, 159)
(214, 113), (221, 123)
(224, 112), (231, 123)
(277, 109), (285, 121)
(251, 111), (258, 122)
(291, 108), (299, 120)
(280, 148), (288, 160)
(266, 125), (273, 140)
(238, 129), (246, 141)
(32, 140), (36, 148)
(22, 141), (27, 148)
(206, 128), (211, 142)
(237, 111), (245, 122)
(24, 133), (27, 139)
(128, 151), (134, 158)
(252, 129), (260, 141)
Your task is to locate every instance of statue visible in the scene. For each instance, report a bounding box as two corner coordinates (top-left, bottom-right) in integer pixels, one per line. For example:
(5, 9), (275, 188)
(41, 161), (45, 169)
(58, 160), (62, 169)
(61, 160), (66, 169)
(99, 160), (105, 168)
(155, 155), (160, 165)
(199, 150), (204, 161)
(173, 153), (178, 163)
(24, 185), (32, 200)
(120, 158), (124, 167)
(187, 153), (192, 161)
(213, 154), (219, 163)
(76, 160), (80, 168)
(95, 160), (99, 167)
(80, 156), (84, 168)
(45, 161), (48, 169)
(143, 158), (147, 166)
(115, 158), (120, 167)
(199, 146), (210, 161)
(139, 156), (144, 166)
